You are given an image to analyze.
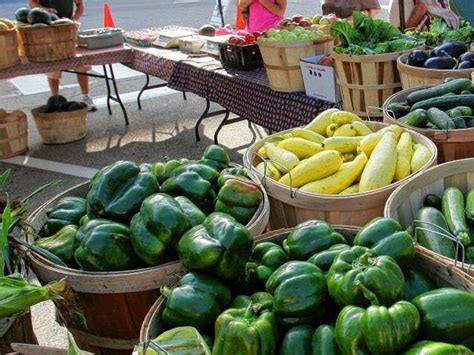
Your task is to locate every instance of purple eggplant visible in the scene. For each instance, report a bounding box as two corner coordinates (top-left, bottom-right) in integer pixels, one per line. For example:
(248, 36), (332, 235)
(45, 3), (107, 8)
(407, 50), (429, 67)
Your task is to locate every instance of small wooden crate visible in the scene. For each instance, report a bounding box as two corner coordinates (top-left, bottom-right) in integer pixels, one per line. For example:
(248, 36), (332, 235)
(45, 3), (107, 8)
(17, 23), (77, 62)
(0, 29), (20, 69)
(397, 54), (474, 90)
(385, 158), (474, 277)
(332, 50), (409, 118)
(32, 107), (87, 145)
(0, 313), (37, 354)
(0, 114), (28, 159)
(383, 86), (474, 163)
(258, 37), (333, 92)
(243, 121), (437, 229)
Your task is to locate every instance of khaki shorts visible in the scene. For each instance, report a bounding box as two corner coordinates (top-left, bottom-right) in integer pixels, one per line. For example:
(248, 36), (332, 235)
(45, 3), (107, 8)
(47, 65), (92, 80)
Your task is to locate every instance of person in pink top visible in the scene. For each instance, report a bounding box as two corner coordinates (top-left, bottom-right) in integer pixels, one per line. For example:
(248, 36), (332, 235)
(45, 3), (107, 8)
(239, 0), (287, 32)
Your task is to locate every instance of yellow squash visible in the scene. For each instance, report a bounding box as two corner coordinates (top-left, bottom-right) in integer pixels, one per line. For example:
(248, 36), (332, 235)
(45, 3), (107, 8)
(411, 144), (432, 173)
(333, 124), (356, 137)
(279, 150), (343, 188)
(300, 153), (368, 194)
(351, 121), (372, 136)
(359, 131), (398, 192)
(326, 123), (338, 137)
(291, 127), (325, 144)
(278, 137), (323, 159)
(264, 142), (300, 173)
(257, 146), (268, 159)
(306, 108), (340, 135)
(330, 111), (362, 125)
(322, 136), (363, 153)
(358, 125), (403, 157)
(255, 161), (281, 180)
(394, 132), (413, 181)
(339, 183), (360, 194)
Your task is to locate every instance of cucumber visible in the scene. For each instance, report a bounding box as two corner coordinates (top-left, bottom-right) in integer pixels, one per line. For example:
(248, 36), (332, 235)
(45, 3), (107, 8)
(442, 187), (471, 246)
(425, 122), (438, 129)
(465, 189), (474, 223)
(467, 246), (474, 264)
(387, 102), (411, 118)
(447, 108), (463, 118)
(447, 108), (467, 128)
(461, 90), (472, 95)
(414, 207), (456, 259)
(453, 116), (467, 129)
(399, 109), (428, 127)
(406, 78), (473, 105)
(455, 106), (473, 116)
(410, 94), (474, 112)
(427, 108), (456, 130)
(423, 193), (442, 210)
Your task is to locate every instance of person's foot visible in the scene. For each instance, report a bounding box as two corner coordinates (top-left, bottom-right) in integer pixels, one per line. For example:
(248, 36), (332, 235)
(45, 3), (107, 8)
(82, 95), (97, 112)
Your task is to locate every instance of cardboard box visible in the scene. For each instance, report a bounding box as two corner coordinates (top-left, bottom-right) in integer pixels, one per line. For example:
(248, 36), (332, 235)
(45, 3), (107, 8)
(300, 55), (341, 103)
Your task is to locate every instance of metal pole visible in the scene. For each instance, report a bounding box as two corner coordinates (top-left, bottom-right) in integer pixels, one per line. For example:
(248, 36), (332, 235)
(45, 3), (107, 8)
(217, 0), (225, 27)
(399, 0), (406, 31)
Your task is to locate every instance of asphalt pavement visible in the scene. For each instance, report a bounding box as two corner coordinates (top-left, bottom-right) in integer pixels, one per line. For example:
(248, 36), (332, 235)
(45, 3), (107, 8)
(0, 0), (391, 349)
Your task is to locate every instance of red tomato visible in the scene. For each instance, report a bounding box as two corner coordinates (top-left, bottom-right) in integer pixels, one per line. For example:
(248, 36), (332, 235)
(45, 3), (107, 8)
(245, 34), (256, 43)
(252, 31), (262, 39)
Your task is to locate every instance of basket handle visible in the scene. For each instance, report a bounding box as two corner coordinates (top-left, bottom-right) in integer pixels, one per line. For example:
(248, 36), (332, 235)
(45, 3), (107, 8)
(365, 106), (383, 121)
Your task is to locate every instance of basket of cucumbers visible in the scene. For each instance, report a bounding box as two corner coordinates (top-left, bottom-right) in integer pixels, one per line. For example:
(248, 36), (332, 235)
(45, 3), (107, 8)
(385, 158), (474, 278)
(383, 78), (474, 163)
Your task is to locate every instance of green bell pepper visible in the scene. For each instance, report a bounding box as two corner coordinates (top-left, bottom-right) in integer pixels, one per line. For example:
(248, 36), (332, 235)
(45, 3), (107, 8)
(353, 217), (415, 266)
(402, 268), (435, 301)
(217, 167), (248, 188)
(283, 220), (347, 260)
(35, 225), (78, 266)
(161, 272), (231, 329)
(161, 171), (216, 211)
(45, 196), (87, 235)
(307, 244), (351, 274)
(87, 161), (159, 222)
(79, 214), (89, 227)
(336, 301), (420, 355)
(403, 341), (473, 355)
(265, 261), (327, 326)
(170, 162), (220, 185)
(74, 218), (110, 251)
(74, 219), (141, 271)
(152, 158), (189, 183)
(130, 193), (191, 266)
(327, 246), (405, 307)
(199, 144), (230, 172)
(174, 196), (206, 228)
(230, 292), (274, 309)
(212, 304), (278, 355)
(178, 212), (254, 280)
(280, 324), (340, 355)
(245, 242), (288, 289)
(413, 288), (474, 344)
(215, 178), (263, 225)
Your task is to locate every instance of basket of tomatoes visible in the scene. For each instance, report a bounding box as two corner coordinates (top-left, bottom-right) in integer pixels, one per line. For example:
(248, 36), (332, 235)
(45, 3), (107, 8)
(218, 31), (264, 70)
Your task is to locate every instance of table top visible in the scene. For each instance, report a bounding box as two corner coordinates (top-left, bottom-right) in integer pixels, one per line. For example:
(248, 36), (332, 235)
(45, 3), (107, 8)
(0, 45), (134, 80)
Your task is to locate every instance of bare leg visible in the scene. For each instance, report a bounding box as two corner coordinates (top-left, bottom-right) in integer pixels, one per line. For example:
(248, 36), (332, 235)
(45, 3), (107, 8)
(48, 78), (60, 96)
(77, 73), (89, 95)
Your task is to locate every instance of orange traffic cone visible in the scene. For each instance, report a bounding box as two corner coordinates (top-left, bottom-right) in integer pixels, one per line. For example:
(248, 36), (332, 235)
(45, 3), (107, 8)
(103, 2), (116, 28)
(235, 4), (245, 29)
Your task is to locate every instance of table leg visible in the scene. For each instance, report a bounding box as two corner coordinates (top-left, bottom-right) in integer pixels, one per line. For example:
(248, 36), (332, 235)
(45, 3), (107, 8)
(214, 110), (230, 145)
(108, 64), (129, 125)
(102, 65), (113, 116)
(182, 91), (187, 100)
(137, 74), (151, 110)
(195, 99), (211, 142)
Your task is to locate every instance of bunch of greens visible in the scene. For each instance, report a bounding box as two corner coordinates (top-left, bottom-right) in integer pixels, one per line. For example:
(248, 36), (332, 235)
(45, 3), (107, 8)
(407, 17), (474, 46)
(330, 11), (422, 55)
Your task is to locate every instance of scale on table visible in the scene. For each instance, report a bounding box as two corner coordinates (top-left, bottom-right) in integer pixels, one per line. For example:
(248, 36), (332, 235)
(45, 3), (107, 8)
(152, 30), (197, 48)
(178, 35), (209, 54)
(200, 34), (233, 56)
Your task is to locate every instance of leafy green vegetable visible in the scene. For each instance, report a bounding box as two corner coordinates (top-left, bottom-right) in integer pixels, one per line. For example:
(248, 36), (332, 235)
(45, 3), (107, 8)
(407, 17), (474, 46)
(330, 11), (422, 55)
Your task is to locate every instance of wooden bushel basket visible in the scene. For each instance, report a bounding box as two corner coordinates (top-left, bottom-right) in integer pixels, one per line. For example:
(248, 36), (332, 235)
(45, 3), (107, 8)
(139, 226), (473, 349)
(0, 114), (28, 159)
(332, 50), (411, 118)
(383, 86), (474, 163)
(17, 23), (77, 63)
(0, 29), (20, 69)
(385, 158), (474, 278)
(0, 313), (38, 354)
(32, 107), (87, 145)
(258, 37), (333, 92)
(243, 121), (437, 229)
(397, 54), (474, 90)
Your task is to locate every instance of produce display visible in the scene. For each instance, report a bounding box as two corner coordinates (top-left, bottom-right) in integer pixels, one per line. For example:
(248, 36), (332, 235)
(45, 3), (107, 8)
(15, 7), (74, 26)
(277, 13), (339, 30)
(407, 17), (474, 47)
(413, 186), (474, 264)
(387, 78), (474, 130)
(403, 43), (473, 69)
(258, 26), (325, 43)
(36, 95), (87, 114)
(0, 108), (26, 123)
(33, 145), (264, 271)
(253, 109), (433, 195)
(142, 218), (474, 354)
(330, 11), (422, 55)
(226, 30), (263, 46)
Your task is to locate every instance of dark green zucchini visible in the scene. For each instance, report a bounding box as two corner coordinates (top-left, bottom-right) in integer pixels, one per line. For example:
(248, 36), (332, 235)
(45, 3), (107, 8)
(411, 95), (474, 112)
(465, 189), (474, 223)
(406, 79), (473, 105)
(455, 106), (473, 116)
(402, 268), (436, 301)
(399, 109), (428, 127)
(461, 90), (472, 95)
(387, 102), (411, 118)
(453, 117), (467, 129)
(442, 187), (471, 246)
(414, 207), (456, 259)
(465, 117), (474, 128)
(425, 121), (439, 129)
(427, 108), (456, 129)
(423, 194), (442, 210)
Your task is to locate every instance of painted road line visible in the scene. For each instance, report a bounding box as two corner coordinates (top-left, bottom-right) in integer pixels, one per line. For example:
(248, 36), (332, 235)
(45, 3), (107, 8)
(10, 74), (50, 96)
(2, 156), (98, 179)
(94, 86), (180, 108)
(92, 63), (144, 80)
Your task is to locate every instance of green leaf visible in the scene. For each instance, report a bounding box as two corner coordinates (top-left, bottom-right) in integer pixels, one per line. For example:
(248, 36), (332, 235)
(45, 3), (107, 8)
(0, 199), (12, 276)
(11, 237), (68, 268)
(67, 332), (83, 355)
(0, 170), (11, 190)
(21, 180), (59, 204)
